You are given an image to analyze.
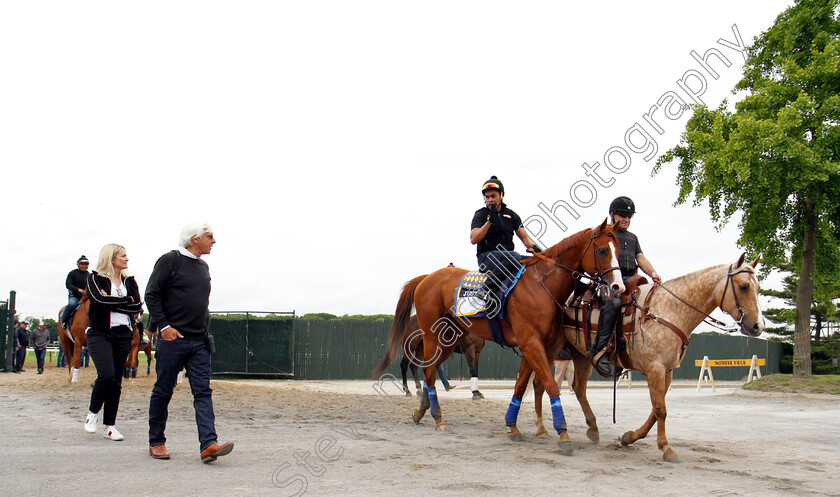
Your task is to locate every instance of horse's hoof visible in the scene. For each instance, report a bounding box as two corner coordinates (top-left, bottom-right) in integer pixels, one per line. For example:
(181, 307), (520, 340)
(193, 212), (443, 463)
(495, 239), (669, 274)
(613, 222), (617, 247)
(412, 409), (425, 424)
(586, 428), (600, 444)
(404, 391), (413, 398)
(535, 430), (548, 439)
(509, 434), (524, 442)
(620, 431), (636, 446)
(508, 425), (523, 441)
(557, 438), (574, 455)
(663, 447), (680, 462)
(471, 390), (485, 400)
(434, 419), (447, 431)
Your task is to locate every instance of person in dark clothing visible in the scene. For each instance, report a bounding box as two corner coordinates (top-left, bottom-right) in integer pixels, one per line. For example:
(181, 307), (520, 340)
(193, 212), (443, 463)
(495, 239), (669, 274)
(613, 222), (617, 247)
(13, 321), (29, 373)
(84, 243), (143, 441)
(469, 175), (540, 316)
(32, 321), (51, 374)
(61, 255), (90, 328)
(146, 221), (233, 463)
(591, 196), (661, 372)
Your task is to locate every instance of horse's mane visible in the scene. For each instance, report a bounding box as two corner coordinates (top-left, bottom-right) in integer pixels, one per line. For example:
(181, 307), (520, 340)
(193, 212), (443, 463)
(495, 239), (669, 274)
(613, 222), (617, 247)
(525, 228), (591, 266)
(661, 264), (728, 288)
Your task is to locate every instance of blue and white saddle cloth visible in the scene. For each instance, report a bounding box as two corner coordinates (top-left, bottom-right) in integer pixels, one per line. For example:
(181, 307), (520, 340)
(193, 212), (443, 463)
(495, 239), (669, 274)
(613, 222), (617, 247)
(452, 266), (525, 320)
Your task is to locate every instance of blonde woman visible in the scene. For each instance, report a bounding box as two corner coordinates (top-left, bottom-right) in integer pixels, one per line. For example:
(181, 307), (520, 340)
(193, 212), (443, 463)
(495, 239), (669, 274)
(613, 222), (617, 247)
(84, 243), (143, 440)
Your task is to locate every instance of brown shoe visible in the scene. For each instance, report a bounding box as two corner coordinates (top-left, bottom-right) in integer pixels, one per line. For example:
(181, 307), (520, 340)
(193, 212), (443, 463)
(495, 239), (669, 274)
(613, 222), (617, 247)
(149, 445), (170, 459)
(200, 441), (234, 463)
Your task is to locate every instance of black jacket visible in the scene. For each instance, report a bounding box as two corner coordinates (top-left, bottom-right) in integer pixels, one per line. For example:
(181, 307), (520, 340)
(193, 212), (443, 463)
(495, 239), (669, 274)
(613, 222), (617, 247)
(86, 272), (142, 330)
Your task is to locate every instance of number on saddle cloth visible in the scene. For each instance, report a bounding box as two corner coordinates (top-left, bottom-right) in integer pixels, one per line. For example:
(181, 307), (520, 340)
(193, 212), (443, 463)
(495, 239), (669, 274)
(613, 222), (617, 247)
(452, 266), (526, 320)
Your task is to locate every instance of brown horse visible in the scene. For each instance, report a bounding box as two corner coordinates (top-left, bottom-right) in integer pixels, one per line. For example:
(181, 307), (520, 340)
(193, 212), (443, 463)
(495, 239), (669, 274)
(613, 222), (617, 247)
(398, 314), (487, 400)
(374, 219), (623, 453)
(528, 254), (766, 461)
(125, 326), (153, 378)
(57, 296), (90, 383)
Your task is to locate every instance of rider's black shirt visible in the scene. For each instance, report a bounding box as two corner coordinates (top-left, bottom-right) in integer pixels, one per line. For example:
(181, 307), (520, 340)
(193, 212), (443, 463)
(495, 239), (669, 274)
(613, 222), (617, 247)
(615, 229), (642, 278)
(471, 203), (523, 255)
(66, 269), (89, 299)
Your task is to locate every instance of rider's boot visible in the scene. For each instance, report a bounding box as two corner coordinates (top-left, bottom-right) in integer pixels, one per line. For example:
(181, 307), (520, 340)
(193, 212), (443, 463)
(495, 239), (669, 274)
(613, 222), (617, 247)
(591, 297), (621, 371)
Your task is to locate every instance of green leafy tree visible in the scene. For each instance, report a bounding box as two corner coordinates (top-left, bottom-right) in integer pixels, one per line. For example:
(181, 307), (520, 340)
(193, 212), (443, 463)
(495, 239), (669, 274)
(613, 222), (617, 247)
(763, 266), (840, 343)
(655, 0), (840, 375)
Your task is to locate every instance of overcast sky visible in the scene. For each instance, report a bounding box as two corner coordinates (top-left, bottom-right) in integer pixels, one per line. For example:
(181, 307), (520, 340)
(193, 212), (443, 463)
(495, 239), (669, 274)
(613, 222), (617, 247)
(1, 1), (793, 328)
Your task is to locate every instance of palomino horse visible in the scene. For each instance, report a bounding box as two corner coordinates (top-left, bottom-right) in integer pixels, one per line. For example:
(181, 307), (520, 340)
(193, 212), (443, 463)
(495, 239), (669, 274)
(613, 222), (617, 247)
(398, 314), (487, 400)
(527, 254), (765, 461)
(57, 296), (90, 383)
(125, 326), (153, 378)
(374, 220), (623, 452)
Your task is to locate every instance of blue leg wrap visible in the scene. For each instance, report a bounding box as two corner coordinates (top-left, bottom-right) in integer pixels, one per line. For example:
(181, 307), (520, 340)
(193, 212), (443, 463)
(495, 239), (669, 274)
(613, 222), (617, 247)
(550, 396), (567, 433)
(419, 385), (430, 410)
(428, 386), (441, 420)
(505, 396), (522, 427)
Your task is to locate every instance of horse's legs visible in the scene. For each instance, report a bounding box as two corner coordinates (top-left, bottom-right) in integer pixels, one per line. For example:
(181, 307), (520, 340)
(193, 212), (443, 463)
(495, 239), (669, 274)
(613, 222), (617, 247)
(412, 329), (452, 430)
(400, 354), (412, 397)
(519, 337), (572, 453)
(506, 359), (534, 441)
(532, 375), (549, 438)
(465, 344), (484, 400)
(571, 355), (599, 443)
(621, 368), (678, 462)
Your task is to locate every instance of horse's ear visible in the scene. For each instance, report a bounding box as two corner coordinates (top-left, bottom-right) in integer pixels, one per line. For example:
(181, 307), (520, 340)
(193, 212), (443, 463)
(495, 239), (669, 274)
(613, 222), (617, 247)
(599, 218), (609, 231)
(736, 252), (746, 267)
(750, 256), (760, 269)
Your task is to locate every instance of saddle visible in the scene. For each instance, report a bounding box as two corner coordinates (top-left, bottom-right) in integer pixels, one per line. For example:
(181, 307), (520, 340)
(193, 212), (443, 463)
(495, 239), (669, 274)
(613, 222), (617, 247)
(564, 275), (650, 372)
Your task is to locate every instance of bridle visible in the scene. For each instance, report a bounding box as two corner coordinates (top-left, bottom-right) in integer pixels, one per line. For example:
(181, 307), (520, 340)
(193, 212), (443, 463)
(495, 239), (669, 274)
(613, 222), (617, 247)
(645, 263), (755, 336)
(719, 264), (755, 328)
(530, 227), (620, 307)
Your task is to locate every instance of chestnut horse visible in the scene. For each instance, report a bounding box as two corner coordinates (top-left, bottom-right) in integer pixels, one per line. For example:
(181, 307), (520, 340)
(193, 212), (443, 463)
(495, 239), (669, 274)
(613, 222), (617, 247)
(398, 314), (487, 400)
(528, 254), (766, 461)
(374, 220), (623, 453)
(125, 327), (153, 378)
(57, 296), (90, 383)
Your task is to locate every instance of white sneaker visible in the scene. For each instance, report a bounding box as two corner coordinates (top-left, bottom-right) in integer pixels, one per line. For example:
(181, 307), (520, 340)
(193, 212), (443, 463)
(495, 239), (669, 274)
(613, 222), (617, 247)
(84, 412), (97, 434)
(104, 426), (124, 441)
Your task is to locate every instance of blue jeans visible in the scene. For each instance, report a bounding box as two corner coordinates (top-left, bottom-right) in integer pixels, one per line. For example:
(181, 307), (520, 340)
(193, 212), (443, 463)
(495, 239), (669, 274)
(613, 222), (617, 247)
(149, 336), (217, 450)
(34, 347), (46, 370)
(477, 250), (522, 281)
(81, 346), (91, 367)
(61, 296), (80, 325)
(57, 349), (66, 368)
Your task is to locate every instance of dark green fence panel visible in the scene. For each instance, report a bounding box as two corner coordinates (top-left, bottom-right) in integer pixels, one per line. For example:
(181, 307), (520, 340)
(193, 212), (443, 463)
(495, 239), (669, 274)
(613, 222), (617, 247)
(214, 315), (783, 381)
(210, 315), (294, 375)
(294, 319), (399, 380)
(621, 333), (783, 382)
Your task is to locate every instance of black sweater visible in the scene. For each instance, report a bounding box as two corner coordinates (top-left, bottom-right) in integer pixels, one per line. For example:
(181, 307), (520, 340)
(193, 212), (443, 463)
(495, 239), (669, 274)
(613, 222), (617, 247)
(86, 272), (143, 330)
(145, 250), (211, 340)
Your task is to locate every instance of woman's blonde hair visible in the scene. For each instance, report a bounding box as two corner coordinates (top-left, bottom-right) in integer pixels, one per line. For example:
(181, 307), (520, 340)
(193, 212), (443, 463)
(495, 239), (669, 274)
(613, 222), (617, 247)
(94, 243), (130, 279)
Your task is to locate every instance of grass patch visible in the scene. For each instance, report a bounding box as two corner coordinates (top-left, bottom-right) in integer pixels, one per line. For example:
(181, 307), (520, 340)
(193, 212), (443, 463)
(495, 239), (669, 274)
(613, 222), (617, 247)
(742, 374), (840, 395)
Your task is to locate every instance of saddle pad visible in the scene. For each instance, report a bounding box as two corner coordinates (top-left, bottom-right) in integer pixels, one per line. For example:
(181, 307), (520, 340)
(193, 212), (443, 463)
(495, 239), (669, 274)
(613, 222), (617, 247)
(452, 266), (525, 319)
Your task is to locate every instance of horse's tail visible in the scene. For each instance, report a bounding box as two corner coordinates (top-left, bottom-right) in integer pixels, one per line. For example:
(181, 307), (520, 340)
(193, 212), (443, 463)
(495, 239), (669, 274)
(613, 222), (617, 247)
(372, 274), (427, 378)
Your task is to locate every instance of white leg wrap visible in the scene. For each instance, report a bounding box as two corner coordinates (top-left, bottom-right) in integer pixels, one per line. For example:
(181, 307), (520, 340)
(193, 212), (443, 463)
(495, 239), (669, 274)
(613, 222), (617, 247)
(471, 377), (479, 391)
(71, 368), (79, 383)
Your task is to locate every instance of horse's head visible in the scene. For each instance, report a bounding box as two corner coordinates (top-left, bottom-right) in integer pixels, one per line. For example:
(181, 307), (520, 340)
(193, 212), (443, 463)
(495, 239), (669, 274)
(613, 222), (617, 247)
(582, 219), (625, 298)
(717, 253), (765, 337)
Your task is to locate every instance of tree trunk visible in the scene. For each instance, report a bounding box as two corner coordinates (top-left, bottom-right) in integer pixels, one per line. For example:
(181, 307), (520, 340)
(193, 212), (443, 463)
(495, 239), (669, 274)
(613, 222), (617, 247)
(794, 197), (816, 376)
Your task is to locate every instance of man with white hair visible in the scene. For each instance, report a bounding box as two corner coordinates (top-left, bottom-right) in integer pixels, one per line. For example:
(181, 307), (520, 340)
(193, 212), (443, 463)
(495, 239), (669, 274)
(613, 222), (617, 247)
(145, 221), (233, 463)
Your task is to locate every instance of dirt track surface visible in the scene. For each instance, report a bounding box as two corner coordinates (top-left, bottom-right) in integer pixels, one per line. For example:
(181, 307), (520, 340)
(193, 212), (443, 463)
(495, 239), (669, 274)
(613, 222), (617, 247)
(2, 364), (839, 497)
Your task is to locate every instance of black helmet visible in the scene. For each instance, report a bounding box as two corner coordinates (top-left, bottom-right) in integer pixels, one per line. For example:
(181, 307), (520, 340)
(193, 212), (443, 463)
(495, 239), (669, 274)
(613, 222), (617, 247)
(609, 196), (636, 215)
(481, 175), (504, 195)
